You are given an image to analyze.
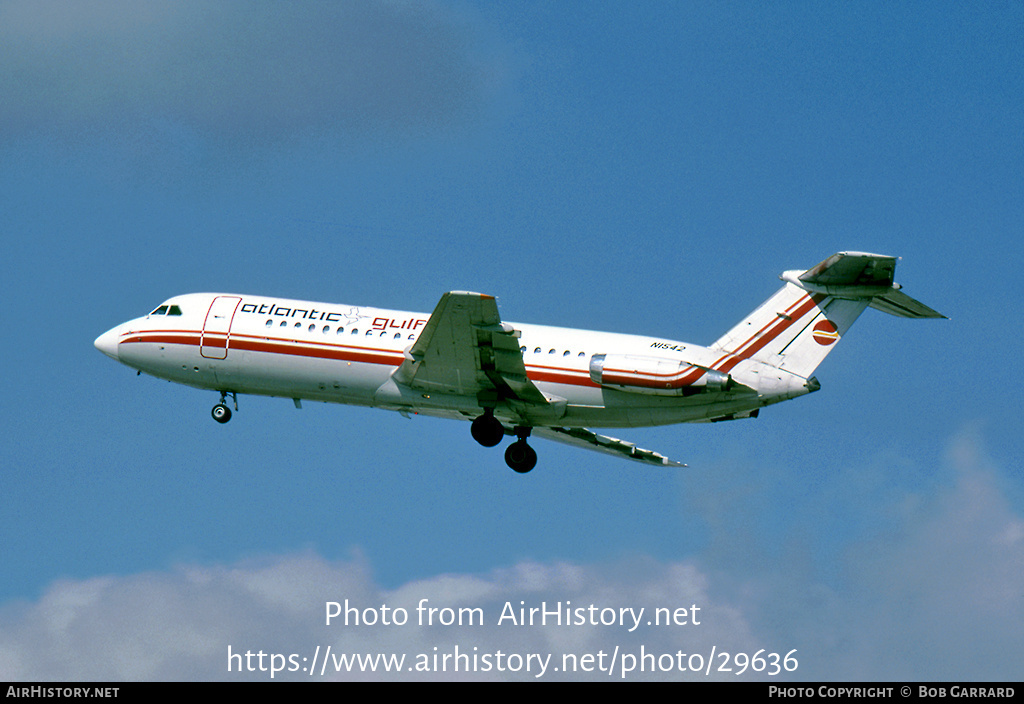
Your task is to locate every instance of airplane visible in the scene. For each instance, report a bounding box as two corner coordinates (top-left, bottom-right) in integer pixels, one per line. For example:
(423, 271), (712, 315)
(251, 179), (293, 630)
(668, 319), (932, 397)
(94, 251), (944, 473)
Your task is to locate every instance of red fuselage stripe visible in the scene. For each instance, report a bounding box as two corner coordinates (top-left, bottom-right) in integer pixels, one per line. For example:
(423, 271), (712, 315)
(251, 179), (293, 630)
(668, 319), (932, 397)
(120, 329), (599, 387)
(711, 293), (826, 374)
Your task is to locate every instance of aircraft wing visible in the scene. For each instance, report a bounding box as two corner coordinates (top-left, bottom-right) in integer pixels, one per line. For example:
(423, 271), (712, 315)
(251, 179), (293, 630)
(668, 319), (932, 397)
(393, 291), (549, 405)
(532, 426), (687, 467)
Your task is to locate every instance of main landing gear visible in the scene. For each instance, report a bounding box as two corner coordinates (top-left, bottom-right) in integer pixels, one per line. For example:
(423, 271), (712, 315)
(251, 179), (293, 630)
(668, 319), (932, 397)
(471, 409), (504, 447)
(505, 429), (537, 474)
(211, 391), (237, 424)
(472, 411), (537, 473)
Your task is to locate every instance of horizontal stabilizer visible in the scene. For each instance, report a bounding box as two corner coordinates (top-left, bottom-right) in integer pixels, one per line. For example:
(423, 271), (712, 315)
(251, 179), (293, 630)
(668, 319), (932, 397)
(799, 251), (896, 287)
(532, 426), (686, 467)
(783, 251), (947, 319)
(869, 288), (947, 319)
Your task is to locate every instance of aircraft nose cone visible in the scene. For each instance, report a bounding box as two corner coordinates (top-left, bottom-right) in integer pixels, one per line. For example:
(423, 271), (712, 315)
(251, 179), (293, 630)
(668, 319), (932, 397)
(94, 327), (121, 361)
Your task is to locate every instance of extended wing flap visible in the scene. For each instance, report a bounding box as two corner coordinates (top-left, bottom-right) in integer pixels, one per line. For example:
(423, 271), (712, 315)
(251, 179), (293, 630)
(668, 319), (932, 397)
(394, 291), (548, 404)
(532, 426), (686, 467)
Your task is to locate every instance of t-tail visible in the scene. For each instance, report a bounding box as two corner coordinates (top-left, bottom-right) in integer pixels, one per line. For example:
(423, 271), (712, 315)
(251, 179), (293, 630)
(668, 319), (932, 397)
(711, 251), (946, 382)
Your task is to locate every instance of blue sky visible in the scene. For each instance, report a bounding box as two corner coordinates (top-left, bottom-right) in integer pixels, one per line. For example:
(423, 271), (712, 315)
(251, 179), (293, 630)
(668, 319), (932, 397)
(1, 1), (1021, 681)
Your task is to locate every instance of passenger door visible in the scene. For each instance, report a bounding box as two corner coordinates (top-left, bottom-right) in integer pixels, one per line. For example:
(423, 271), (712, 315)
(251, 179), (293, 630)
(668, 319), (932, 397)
(200, 296), (242, 359)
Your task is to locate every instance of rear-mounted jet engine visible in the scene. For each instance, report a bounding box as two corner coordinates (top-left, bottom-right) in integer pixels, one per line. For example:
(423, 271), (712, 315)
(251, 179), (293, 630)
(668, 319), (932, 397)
(589, 354), (734, 396)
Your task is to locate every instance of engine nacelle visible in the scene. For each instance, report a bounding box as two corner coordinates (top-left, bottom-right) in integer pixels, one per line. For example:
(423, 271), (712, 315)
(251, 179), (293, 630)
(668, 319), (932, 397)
(589, 354), (733, 396)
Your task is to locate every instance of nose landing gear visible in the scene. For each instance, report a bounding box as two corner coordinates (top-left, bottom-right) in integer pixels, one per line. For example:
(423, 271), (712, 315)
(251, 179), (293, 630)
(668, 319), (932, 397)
(211, 391), (238, 424)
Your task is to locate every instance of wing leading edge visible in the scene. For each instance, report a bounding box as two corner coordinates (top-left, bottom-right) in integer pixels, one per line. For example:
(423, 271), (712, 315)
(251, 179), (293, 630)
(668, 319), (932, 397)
(392, 291), (549, 405)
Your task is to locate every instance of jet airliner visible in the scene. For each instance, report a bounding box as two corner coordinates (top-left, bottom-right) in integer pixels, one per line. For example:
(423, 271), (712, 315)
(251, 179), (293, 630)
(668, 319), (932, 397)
(94, 252), (944, 472)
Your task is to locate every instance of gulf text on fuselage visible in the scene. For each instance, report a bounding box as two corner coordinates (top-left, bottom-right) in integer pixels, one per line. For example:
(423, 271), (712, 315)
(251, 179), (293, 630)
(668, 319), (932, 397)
(239, 301), (427, 331)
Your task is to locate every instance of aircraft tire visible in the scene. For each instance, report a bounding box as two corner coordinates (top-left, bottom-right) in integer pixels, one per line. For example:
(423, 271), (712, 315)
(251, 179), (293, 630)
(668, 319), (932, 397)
(211, 403), (232, 424)
(505, 440), (537, 473)
(471, 413), (504, 447)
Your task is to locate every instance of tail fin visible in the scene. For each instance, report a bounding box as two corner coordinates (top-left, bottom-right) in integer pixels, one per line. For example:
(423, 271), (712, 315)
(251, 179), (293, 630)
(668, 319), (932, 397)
(711, 252), (945, 379)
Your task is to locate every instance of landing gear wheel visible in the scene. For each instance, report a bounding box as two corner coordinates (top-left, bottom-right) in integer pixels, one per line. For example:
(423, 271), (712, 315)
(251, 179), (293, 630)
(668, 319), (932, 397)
(505, 440), (537, 473)
(471, 412), (505, 447)
(211, 403), (232, 424)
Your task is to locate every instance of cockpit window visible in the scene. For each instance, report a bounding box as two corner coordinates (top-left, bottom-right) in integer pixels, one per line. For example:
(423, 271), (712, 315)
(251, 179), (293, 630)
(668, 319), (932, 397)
(150, 304), (183, 316)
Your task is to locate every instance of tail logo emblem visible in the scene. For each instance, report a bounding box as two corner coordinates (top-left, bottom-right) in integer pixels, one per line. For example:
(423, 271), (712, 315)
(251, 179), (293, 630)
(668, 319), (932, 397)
(812, 319), (839, 346)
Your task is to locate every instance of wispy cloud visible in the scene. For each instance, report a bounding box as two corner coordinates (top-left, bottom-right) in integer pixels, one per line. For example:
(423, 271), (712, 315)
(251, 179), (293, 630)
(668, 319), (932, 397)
(0, 1), (501, 144)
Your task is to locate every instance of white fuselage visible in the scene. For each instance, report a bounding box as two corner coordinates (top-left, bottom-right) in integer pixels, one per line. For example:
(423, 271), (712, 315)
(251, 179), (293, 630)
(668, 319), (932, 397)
(94, 292), (808, 430)
(93, 254), (941, 470)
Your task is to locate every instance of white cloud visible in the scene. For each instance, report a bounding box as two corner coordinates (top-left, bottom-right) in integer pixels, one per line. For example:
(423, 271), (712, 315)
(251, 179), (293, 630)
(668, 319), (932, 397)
(0, 552), (754, 681)
(1, 430), (1020, 681)
(716, 429), (1024, 681)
